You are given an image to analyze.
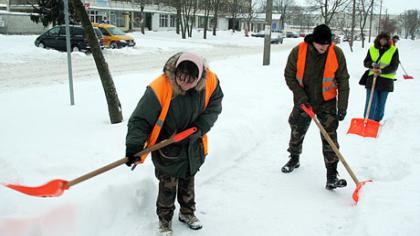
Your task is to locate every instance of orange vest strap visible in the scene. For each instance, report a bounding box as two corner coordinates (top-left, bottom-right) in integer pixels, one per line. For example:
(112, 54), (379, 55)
(202, 70), (218, 155)
(296, 42), (308, 87)
(140, 75), (173, 163)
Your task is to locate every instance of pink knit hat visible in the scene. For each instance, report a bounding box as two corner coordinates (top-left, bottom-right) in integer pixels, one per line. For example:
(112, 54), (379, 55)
(176, 52), (204, 80)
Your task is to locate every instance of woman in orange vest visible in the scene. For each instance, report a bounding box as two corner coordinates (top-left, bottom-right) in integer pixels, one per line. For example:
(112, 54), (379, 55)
(125, 52), (223, 236)
(283, 24), (350, 190)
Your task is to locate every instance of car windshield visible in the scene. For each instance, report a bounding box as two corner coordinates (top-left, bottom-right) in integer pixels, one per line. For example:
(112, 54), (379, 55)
(107, 27), (126, 35)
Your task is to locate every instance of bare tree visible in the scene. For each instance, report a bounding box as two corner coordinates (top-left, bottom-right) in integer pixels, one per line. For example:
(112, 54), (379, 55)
(273, 0), (295, 30)
(356, 0), (374, 48)
(309, 0), (350, 25)
(401, 9), (419, 39)
(180, 0), (194, 38)
(244, 0), (257, 35)
(212, 0), (221, 35)
(368, 0), (374, 42)
(71, 0), (123, 124)
(203, 0), (212, 39)
(230, 0), (239, 32)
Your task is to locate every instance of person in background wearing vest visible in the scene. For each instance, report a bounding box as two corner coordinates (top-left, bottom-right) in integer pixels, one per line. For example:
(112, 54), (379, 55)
(282, 24), (350, 190)
(364, 33), (399, 122)
(362, 32), (399, 122)
(125, 52), (223, 236)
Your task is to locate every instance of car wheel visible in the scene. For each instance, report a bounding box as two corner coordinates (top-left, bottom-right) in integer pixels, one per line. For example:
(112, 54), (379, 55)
(38, 42), (45, 48)
(110, 42), (118, 49)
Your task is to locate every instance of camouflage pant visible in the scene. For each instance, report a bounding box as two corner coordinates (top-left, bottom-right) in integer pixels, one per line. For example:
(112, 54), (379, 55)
(155, 169), (196, 223)
(287, 105), (339, 167)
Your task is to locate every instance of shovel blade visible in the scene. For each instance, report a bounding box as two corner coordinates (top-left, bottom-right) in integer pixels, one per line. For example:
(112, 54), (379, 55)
(3, 179), (69, 197)
(352, 180), (373, 203)
(347, 118), (380, 138)
(403, 75), (414, 80)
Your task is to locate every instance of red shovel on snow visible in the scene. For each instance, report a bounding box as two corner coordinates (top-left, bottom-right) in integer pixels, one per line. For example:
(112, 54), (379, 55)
(2, 127), (198, 198)
(347, 74), (380, 138)
(301, 104), (372, 203)
(400, 62), (414, 80)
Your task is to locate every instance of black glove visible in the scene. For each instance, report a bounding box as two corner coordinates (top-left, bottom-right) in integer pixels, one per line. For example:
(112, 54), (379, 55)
(337, 110), (346, 121)
(126, 153), (140, 167)
(190, 129), (202, 141)
(297, 98), (311, 111)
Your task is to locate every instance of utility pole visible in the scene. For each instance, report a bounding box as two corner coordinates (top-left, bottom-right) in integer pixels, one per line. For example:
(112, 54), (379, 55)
(368, 0), (374, 42)
(263, 0), (273, 66)
(350, 0), (356, 52)
(64, 0), (75, 105)
(378, 0), (383, 34)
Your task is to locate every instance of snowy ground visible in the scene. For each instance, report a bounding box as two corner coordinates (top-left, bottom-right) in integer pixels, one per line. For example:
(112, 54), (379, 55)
(0, 31), (420, 236)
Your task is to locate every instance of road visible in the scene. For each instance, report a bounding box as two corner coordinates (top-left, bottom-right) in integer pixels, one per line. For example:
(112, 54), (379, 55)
(0, 42), (292, 92)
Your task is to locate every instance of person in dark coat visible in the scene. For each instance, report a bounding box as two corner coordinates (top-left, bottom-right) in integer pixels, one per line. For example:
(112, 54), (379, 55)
(283, 24), (350, 190)
(125, 52), (223, 236)
(362, 32), (399, 122)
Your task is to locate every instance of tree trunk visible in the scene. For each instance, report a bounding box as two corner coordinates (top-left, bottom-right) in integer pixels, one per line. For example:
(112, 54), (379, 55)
(212, 0), (219, 36)
(71, 0), (123, 124)
(176, 6), (181, 35)
(368, 0), (374, 42)
(203, 0), (210, 39)
(349, 0), (355, 52)
(140, 5), (145, 34)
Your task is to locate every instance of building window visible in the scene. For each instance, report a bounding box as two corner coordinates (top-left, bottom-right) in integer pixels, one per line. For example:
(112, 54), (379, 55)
(159, 14), (168, 27)
(170, 15), (176, 27)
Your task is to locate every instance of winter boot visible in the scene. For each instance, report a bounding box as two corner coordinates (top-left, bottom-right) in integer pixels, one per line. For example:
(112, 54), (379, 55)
(325, 163), (347, 190)
(178, 213), (203, 230)
(158, 220), (172, 236)
(281, 155), (300, 173)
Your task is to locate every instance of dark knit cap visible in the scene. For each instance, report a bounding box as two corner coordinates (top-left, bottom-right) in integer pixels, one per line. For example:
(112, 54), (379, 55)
(312, 24), (332, 45)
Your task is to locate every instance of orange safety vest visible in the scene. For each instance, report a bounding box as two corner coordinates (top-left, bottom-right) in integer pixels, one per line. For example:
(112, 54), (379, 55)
(296, 42), (339, 101)
(139, 70), (218, 163)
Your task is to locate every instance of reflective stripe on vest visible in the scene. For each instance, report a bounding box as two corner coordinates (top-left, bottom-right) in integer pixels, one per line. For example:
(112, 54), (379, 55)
(139, 70), (218, 163)
(296, 42), (339, 101)
(368, 45), (397, 79)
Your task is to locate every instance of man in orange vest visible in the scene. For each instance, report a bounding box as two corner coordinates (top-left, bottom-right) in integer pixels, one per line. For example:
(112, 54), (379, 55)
(282, 24), (350, 190)
(125, 52), (223, 236)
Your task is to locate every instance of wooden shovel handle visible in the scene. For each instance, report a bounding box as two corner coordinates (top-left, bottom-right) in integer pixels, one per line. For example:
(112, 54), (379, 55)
(300, 104), (360, 185)
(67, 127), (198, 188)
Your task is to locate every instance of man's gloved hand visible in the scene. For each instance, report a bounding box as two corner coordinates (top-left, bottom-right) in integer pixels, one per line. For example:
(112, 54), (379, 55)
(298, 98), (311, 110)
(337, 110), (347, 121)
(125, 152), (140, 167)
(188, 129), (202, 142)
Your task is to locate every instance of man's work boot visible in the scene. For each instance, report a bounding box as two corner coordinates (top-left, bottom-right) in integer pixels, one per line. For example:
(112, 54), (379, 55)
(158, 220), (172, 236)
(281, 155), (300, 173)
(325, 163), (347, 190)
(179, 213), (203, 230)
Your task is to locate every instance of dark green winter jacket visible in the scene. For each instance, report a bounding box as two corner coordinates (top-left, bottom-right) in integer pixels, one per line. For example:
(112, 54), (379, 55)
(284, 37), (350, 112)
(126, 53), (223, 178)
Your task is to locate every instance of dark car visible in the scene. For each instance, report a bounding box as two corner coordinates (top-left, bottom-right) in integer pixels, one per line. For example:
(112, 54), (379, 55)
(35, 25), (104, 52)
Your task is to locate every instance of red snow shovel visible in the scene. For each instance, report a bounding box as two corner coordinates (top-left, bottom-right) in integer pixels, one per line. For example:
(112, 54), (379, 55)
(400, 62), (414, 79)
(301, 104), (372, 203)
(347, 74), (380, 138)
(2, 127), (198, 198)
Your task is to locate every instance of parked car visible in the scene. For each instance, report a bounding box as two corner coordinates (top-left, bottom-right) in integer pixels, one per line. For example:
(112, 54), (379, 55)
(251, 30), (284, 44)
(286, 31), (299, 38)
(92, 23), (135, 48)
(34, 25), (104, 52)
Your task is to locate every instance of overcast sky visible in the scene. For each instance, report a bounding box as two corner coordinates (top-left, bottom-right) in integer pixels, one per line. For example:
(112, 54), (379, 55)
(292, 0), (420, 15)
